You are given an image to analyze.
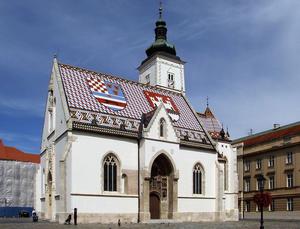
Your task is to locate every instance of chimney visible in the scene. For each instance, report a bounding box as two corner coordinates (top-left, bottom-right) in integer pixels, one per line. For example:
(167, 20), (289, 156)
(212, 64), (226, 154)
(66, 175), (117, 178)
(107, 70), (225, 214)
(273, 124), (280, 129)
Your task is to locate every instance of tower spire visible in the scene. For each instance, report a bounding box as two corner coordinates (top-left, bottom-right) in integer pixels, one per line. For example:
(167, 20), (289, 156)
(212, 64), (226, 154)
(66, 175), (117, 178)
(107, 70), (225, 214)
(206, 96), (209, 108)
(145, 1), (176, 57)
(159, 1), (163, 20)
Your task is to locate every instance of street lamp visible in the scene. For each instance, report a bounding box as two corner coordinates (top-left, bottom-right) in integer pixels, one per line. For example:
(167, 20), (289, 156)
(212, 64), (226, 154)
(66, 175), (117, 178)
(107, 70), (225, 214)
(257, 174), (266, 229)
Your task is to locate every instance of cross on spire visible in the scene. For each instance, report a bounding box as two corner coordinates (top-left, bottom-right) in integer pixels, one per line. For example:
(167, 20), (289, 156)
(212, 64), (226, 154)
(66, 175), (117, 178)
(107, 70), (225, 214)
(206, 96), (209, 108)
(159, 1), (163, 19)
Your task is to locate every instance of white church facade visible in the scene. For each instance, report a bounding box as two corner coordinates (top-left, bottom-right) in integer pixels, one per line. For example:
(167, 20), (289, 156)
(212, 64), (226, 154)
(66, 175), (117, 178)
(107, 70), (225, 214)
(35, 6), (238, 224)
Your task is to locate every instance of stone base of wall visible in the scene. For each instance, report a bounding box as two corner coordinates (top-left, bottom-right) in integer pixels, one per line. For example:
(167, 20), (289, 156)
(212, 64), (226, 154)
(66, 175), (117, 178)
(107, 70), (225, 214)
(55, 212), (138, 224)
(173, 212), (217, 222)
(48, 210), (238, 224)
(224, 209), (239, 221)
(174, 211), (238, 222)
(243, 211), (300, 220)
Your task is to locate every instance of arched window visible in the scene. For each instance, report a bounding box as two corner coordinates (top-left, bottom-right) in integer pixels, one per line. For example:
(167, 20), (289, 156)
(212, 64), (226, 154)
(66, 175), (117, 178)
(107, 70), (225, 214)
(160, 118), (166, 137)
(193, 163), (204, 194)
(103, 154), (118, 192)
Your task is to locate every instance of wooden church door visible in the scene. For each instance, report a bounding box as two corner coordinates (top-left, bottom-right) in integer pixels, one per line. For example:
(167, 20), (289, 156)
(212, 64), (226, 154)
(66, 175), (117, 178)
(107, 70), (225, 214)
(150, 193), (160, 219)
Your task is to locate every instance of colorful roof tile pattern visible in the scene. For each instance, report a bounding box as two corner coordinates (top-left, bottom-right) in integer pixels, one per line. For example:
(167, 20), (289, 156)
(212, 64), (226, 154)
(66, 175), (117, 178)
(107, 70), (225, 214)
(58, 63), (212, 148)
(197, 107), (229, 141)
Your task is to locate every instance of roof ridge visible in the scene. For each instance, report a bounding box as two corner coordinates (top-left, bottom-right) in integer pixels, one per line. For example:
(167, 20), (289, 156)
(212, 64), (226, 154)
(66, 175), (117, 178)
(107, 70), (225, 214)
(233, 121), (300, 143)
(58, 61), (183, 96)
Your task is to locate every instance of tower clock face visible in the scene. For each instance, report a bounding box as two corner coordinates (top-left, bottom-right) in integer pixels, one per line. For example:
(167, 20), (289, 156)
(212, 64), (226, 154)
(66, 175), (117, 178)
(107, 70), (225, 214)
(168, 79), (174, 88)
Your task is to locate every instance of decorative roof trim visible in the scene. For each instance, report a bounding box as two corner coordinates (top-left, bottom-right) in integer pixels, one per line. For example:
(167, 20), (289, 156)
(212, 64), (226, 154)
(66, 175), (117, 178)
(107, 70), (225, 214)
(182, 94), (216, 149)
(180, 140), (214, 150)
(72, 122), (138, 138)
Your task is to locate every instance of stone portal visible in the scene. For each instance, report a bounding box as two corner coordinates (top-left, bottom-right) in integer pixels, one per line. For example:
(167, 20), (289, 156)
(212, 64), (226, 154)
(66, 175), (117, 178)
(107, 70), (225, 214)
(149, 154), (175, 219)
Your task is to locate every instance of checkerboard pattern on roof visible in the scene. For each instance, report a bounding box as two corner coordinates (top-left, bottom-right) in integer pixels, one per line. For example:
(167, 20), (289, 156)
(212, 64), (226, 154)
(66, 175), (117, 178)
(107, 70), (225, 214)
(59, 64), (203, 131)
(199, 116), (222, 133)
(86, 77), (108, 94)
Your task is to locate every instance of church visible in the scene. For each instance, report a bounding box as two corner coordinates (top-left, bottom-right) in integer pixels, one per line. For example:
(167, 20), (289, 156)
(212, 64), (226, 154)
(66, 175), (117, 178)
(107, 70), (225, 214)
(35, 5), (238, 224)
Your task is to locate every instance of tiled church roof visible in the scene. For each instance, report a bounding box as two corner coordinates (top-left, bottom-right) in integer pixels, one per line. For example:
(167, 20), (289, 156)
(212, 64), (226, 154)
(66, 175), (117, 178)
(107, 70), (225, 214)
(198, 107), (229, 141)
(58, 62), (213, 149)
(0, 139), (40, 164)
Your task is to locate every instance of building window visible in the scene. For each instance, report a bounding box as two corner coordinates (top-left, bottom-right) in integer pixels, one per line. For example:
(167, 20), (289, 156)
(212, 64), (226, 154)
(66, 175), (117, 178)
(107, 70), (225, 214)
(145, 74), (150, 84)
(286, 152), (293, 164)
(268, 155), (274, 168)
(269, 199), (275, 211)
(244, 161), (250, 172)
(256, 177), (264, 191)
(256, 204), (260, 212)
(256, 159), (262, 170)
(287, 198), (293, 211)
(269, 176), (275, 190)
(193, 163), (204, 194)
(48, 90), (55, 133)
(287, 173), (293, 188)
(167, 73), (174, 88)
(103, 154), (118, 192)
(159, 118), (166, 137)
(245, 201), (250, 212)
(244, 178), (250, 192)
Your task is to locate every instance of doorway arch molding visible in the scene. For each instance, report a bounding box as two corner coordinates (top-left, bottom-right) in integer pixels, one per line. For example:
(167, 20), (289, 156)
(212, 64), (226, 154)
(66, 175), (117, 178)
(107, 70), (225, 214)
(148, 150), (179, 179)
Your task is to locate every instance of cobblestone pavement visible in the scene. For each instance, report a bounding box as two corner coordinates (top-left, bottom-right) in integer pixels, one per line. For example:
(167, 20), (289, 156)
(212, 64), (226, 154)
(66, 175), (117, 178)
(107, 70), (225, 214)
(1, 218), (300, 229)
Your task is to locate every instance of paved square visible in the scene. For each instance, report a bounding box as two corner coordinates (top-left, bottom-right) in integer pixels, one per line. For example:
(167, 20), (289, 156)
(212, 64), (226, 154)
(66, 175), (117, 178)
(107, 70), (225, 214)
(1, 219), (300, 229)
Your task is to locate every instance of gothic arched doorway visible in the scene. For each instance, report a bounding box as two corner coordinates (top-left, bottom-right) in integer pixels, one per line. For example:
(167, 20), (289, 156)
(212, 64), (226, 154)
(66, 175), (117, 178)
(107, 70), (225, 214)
(149, 153), (175, 219)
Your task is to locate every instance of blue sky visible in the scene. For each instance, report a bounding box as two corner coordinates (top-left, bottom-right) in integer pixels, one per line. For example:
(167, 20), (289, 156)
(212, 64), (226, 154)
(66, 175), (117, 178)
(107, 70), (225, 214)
(0, 0), (299, 153)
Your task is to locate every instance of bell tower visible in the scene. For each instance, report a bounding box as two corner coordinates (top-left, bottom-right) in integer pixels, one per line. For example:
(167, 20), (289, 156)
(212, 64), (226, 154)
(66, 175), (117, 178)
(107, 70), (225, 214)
(138, 2), (186, 93)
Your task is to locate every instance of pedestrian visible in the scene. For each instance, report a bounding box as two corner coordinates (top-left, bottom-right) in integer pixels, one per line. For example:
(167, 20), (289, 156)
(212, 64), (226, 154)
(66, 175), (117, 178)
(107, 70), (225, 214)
(64, 214), (72, 225)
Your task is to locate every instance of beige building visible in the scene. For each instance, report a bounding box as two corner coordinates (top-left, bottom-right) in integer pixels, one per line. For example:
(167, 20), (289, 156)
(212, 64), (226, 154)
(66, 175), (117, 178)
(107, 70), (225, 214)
(233, 122), (300, 218)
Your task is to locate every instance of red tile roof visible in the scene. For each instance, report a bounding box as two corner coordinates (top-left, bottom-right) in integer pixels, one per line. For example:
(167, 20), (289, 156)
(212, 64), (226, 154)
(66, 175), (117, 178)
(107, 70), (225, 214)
(243, 124), (300, 147)
(0, 139), (40, 164)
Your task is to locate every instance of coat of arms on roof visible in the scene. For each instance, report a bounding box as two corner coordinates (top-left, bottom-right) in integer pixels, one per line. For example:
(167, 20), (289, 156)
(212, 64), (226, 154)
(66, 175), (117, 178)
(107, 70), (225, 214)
(143, 90), (180, 121)
(86, 76), (127, 111)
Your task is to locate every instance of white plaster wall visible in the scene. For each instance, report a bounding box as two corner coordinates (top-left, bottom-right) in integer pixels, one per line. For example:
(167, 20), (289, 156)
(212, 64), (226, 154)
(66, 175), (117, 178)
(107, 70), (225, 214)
(139, 58), (157, 86)
(71, 196), (138, 213)
(41, 59), (69, 154)
(53, 135), (68, 196)
(39, 154), (47, 198)
(52, 60), (69, 139)
(178, 198), (216, 212)
(216, 142), (238, 194)
(53, 134), (68, 213)
(139, 55), (185, 92)
(177, 147), (217, 198)
(70, 132), (138, 213)
(216, 142), (238, 212)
